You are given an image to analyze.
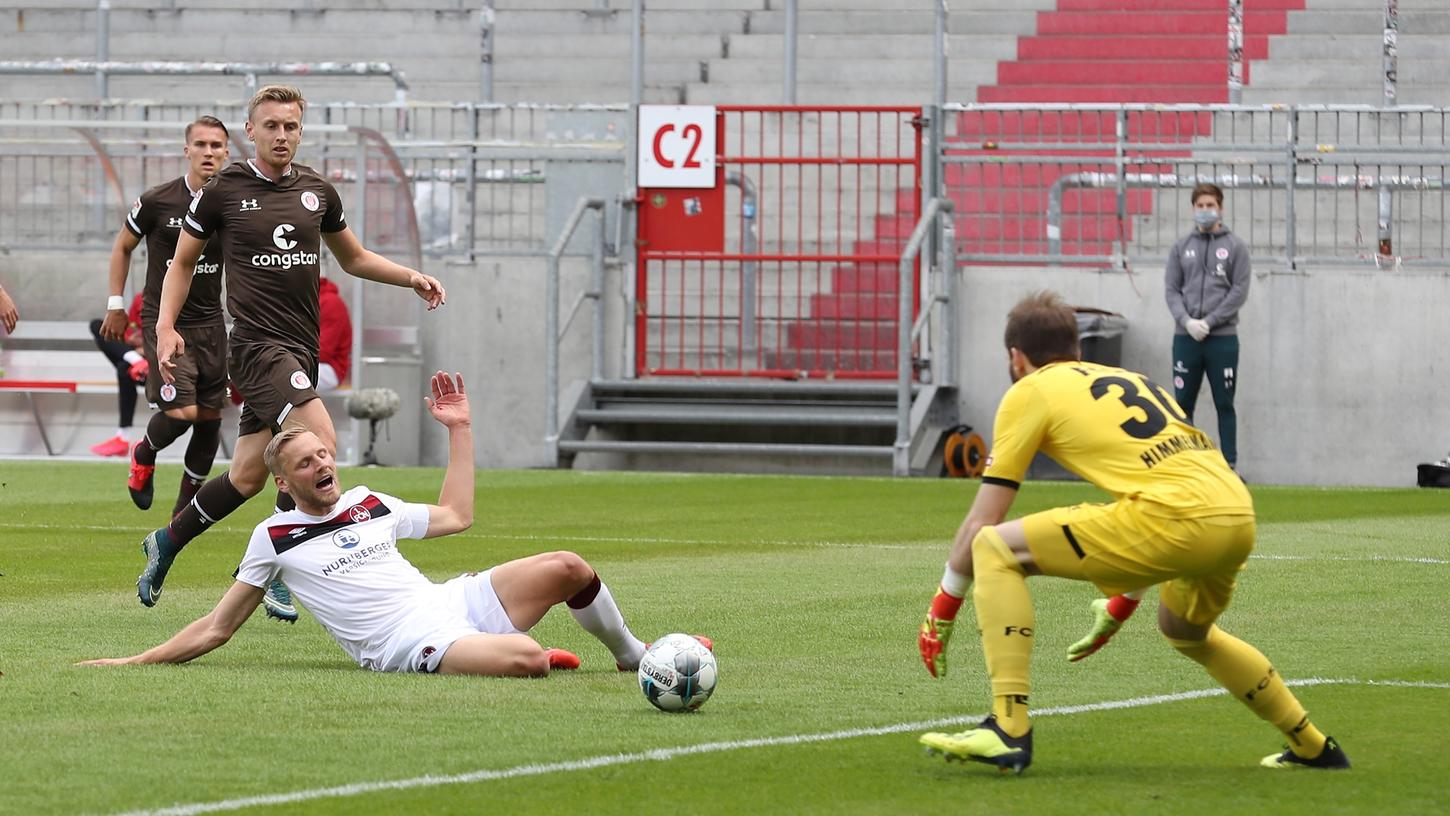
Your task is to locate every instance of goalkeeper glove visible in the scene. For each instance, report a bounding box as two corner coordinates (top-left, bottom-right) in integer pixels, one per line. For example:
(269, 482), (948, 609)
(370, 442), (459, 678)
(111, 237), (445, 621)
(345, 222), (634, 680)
(1067, 595), (1140, 662)
(919, 587), (964, 678)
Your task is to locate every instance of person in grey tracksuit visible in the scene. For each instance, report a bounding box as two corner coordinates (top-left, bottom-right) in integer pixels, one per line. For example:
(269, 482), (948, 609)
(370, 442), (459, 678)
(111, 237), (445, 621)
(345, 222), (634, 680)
(1165, 182), (1250, 470)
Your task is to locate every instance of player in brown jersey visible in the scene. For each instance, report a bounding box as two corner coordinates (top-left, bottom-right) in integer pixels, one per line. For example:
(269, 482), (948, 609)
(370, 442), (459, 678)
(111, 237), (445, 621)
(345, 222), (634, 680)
(915, 291), (1347, 774)
(136, 85), (446, 621)
(102, 116), (230, 517)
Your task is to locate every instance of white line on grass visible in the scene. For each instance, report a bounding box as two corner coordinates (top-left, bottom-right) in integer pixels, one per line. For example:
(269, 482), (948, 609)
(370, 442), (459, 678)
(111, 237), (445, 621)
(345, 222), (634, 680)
(1251, 554), (1450, 565)
(110, 678), (1449, 816)
(10, 523), (1447, 563)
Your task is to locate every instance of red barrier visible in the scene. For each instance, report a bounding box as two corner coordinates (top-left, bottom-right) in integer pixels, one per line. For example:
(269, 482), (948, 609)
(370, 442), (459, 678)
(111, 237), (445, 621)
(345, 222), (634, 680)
(637, 106), (924, 379)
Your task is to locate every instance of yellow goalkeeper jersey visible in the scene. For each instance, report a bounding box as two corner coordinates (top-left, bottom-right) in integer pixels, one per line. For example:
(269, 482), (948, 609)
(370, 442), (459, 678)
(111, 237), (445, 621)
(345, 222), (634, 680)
(981, 361), (1252, 516)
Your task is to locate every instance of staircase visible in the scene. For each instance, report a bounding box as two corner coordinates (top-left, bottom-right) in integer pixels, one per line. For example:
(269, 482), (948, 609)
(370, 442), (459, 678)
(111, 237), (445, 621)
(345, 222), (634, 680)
(555, 378), (960, 476)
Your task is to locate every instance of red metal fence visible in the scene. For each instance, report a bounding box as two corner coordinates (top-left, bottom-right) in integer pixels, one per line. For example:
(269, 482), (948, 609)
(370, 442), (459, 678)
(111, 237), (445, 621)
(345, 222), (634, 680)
(636, 106), (923, 378)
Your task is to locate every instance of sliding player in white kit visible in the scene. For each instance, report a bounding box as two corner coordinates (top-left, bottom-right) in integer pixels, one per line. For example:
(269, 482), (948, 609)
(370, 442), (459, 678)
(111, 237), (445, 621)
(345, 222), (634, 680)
(81, 372), (650, 677)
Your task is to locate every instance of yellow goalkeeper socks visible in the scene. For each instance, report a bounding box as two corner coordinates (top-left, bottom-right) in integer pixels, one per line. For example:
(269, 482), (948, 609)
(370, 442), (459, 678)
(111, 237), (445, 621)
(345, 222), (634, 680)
(972, 526), (1034, 738)
(1169, 626), (1327, 757)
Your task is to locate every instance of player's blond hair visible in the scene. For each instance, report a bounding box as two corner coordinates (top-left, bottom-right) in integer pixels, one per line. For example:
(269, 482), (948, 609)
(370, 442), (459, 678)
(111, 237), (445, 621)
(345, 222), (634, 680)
(263, 426), (313, 477)
(1004, 290), (1079, 367)
(247, 84), (307, 122)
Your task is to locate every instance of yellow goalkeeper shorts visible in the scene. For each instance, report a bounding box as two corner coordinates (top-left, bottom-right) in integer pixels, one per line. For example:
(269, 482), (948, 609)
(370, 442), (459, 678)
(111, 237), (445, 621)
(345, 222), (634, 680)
(1020, 499), (1255, 626)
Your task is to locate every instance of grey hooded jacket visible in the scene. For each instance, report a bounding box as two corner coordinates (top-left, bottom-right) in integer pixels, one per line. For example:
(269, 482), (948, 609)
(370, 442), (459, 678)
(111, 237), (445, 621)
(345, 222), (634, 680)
(1165, 224), (1251, 336)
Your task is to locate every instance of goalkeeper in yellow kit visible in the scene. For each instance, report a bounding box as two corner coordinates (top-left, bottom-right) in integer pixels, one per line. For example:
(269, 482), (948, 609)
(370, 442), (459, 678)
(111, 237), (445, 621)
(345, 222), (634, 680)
(916, 291), (1347, 774)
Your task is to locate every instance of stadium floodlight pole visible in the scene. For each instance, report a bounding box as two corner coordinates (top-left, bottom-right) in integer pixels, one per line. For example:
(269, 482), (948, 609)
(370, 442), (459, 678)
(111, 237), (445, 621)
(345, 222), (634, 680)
(1227, 0), (1243, 105)
(784, 0), (798, 104)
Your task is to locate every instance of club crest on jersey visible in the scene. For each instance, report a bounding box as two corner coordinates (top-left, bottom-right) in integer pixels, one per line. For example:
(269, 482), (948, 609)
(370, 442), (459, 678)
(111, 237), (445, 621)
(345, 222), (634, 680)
(159, 383), (176, 402)
(300, 191), (320, 212)
(289, 370), (312, 390)
(348, 504), (372, 524)
(1215, 247), (1230, 260)
(332, 529), (361, 549)
(240, 198), (261, 212)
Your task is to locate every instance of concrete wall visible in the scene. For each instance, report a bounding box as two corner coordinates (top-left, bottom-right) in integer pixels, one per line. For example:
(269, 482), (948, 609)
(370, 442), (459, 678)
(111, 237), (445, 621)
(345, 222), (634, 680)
(954, 262), (1450, 487)
(6, 249), (1447, 486)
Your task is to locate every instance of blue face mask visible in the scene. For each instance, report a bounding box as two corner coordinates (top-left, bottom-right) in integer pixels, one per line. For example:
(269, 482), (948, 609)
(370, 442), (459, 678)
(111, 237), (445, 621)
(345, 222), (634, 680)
(1194, 209), (1220, 229)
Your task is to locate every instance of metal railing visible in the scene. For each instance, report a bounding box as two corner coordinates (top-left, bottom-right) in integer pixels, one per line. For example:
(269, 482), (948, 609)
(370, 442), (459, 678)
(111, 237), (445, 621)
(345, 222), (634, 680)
(894, 196), (952, 477)
(0, 102), (627, 259)
(939, 103), (1450, 271)
(544, 197), (608, 464)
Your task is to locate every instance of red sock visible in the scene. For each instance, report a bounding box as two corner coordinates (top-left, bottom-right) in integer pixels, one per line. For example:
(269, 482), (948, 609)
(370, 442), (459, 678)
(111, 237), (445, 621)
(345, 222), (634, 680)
(1105, 595), (1141, 621)
(930, 587), (965, 620)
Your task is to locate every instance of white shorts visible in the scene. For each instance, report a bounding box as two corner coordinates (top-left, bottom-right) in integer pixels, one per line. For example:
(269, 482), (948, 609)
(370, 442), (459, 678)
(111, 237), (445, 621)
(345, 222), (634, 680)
(378, 569), (524, 673)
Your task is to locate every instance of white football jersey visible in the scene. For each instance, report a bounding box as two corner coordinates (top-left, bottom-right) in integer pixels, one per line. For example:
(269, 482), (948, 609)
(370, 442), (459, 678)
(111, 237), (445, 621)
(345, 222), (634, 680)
(237, 485), (436, 669)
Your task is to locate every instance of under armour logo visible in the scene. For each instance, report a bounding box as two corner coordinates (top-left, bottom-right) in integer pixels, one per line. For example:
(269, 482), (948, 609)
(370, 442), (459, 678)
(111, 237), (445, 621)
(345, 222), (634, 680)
(167, 217), (183, 228)
(240, 198), (261, 212)
(273, 224), (297, 250)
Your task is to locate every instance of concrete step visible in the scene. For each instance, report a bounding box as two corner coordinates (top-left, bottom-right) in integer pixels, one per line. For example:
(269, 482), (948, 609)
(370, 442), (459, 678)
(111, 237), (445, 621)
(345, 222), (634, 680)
(492, 83), (686, 105)
(1240, 86), (1384, 105)
(686, 82), (944, 105)
(5, 7), (475, 34)
(491, 0), (766, 8)
(1268, 35), (1382, 61)
(493, 57), (704, 84)
(704, 58), (997, 86)
(494, 8), (749, 35)
(748, 10), (1038, 36)
(1249, 60), (1383, 89)
(492, 33), (726, 59)
(723, 33), (1019, 62)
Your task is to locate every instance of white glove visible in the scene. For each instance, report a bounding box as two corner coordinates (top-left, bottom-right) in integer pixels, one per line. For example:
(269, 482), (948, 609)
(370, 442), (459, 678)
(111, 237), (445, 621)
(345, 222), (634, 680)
(1185, 318), (1210, 341)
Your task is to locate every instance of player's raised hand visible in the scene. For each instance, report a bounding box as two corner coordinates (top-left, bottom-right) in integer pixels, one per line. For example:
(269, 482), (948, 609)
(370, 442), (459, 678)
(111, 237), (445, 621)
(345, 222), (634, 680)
(410, 272), (446, 310)
(155, 325), (186, 384)
(425, 371), (469, 428)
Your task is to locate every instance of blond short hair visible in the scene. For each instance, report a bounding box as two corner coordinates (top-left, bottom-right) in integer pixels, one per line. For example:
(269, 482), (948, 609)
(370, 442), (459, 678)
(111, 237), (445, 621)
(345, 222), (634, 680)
(247, 84), (307, 122)
(263, 426), (313, 477)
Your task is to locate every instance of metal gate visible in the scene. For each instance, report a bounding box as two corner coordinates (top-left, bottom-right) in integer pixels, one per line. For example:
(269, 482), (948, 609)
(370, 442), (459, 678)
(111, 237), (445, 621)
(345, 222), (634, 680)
(636, 106), (924, 379)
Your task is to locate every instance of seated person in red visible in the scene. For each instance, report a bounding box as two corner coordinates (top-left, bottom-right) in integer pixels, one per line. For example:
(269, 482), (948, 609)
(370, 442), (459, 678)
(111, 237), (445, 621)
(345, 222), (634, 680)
(89, 293), (147, 457)
(317, 275), (352, 392)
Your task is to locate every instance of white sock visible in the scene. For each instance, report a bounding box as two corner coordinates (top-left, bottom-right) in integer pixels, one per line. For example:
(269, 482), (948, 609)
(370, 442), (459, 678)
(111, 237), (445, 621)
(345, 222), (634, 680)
(941, 564), (971, 598)
(568, 579), (646, 669)
(116, 427), (132, 440)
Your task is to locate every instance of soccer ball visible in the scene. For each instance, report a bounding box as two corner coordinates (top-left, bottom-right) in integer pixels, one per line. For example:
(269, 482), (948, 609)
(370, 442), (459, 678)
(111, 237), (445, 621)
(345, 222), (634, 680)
(638, 633), (717, 712)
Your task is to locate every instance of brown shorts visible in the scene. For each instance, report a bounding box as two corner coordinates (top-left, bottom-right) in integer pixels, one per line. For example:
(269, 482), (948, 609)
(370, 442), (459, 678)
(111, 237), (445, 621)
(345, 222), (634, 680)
(230, 341), (320, 436)
(143, 322), (228, 412)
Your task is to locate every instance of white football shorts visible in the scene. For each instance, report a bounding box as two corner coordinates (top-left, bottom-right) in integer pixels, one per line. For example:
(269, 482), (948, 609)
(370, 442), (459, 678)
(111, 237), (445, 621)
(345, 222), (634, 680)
(378, 569), (525, 673)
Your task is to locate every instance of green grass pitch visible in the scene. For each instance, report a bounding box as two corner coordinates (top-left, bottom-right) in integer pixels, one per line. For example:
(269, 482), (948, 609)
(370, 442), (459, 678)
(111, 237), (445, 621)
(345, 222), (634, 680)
(0, 462), (1446, 814)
